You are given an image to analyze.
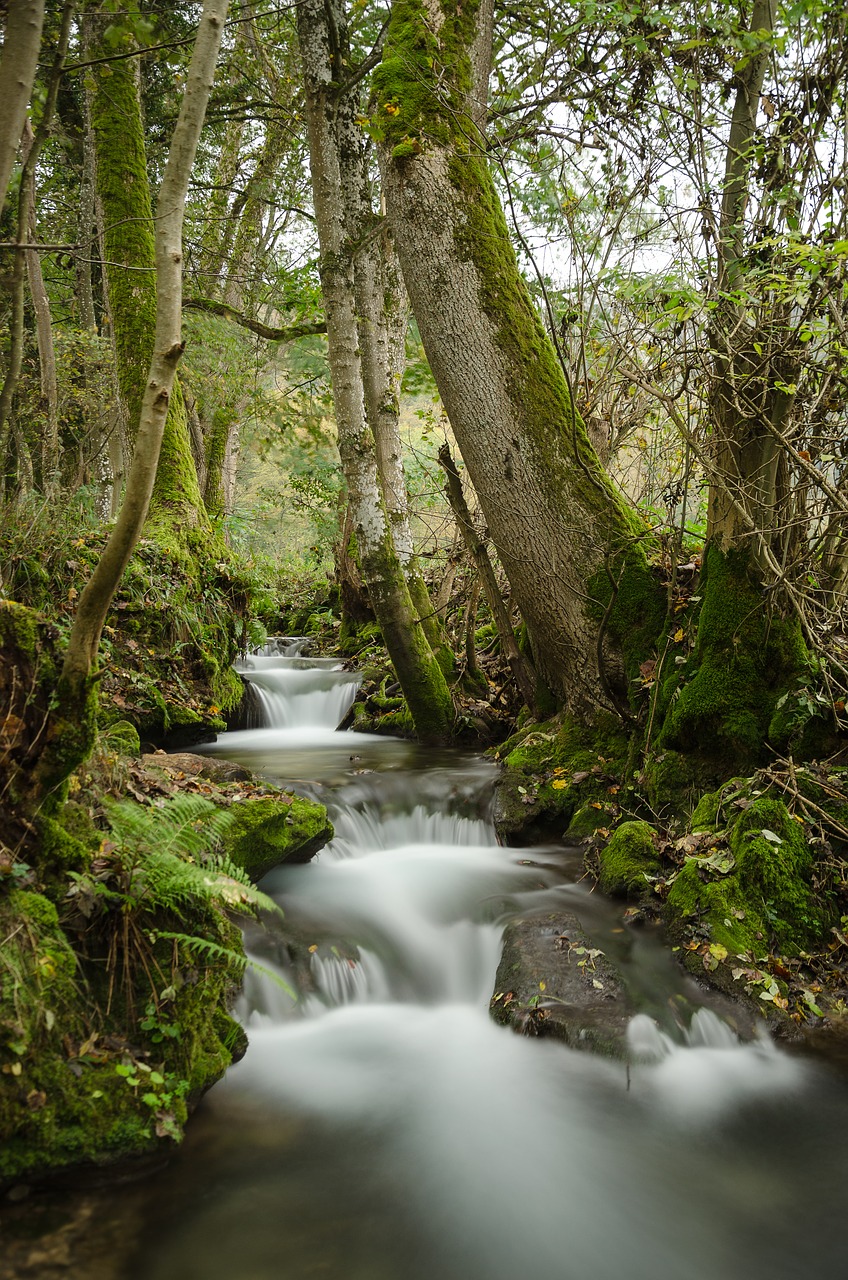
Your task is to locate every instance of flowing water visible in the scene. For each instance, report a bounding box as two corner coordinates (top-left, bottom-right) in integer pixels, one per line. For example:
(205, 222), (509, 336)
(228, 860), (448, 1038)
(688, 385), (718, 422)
(4, 644), (848, 1279)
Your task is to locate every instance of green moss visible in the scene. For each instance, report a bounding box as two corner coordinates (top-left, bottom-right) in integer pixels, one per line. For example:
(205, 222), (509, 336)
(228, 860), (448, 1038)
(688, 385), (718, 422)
(494, 714), (632, 841)
(587, 554), (667, 694)
(659, 546), (809, 771)
(89, 41), (204, 528)
(666, 859), (765, 956)
(39, 814), (94, 878)
(729, 798), (825, 947)
(89, 50), (156, 439)
(99, 719), (142, 757)
(642, 750), (712, 820)
(690, 788), (722, 830)
(373, 0), (481, 153)
(226, 794), (333, 881)
(599, 821), (660, 897)
(665, 795), (830, 960)
(565, 803), (612, 840)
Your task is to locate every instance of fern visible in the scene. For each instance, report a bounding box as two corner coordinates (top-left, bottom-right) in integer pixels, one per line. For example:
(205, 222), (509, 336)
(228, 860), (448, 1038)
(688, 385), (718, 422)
(103, 794), (283, 922)
(155, 932), (297, 1001)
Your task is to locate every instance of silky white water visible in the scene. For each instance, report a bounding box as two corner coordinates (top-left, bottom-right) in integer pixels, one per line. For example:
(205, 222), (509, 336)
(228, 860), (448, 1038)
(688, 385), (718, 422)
(131, 646), (848, 1280)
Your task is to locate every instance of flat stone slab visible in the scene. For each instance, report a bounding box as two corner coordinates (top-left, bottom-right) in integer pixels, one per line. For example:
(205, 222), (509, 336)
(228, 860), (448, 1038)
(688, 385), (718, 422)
(143, 751), (253, 784)
(491, 910), (634, 1056)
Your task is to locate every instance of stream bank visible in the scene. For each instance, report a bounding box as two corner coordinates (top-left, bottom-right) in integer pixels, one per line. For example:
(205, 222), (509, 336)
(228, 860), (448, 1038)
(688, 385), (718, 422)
(3, 641), (848, 1280)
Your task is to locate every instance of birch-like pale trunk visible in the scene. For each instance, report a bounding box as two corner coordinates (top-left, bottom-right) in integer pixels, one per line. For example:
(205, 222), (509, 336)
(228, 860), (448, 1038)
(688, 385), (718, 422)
(355, 209), (450, 668)
(61, 0), (229, 693)
(0, 0), (44, 215)
(297, 0), (454, 743)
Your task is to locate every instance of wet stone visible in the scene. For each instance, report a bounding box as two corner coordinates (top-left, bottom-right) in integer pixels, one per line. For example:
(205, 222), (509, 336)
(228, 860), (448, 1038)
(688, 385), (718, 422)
(490, 911), (633, 1057)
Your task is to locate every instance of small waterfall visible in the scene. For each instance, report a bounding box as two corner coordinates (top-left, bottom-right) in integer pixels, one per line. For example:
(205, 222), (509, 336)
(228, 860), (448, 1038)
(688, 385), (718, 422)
(232, 638), (361, 732)
(127, 669), (848, 1280)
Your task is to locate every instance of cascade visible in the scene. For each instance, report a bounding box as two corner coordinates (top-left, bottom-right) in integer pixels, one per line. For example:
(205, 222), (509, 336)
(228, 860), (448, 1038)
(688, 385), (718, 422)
(78, 642), (848, 1278)
(232, 640), (360, 732)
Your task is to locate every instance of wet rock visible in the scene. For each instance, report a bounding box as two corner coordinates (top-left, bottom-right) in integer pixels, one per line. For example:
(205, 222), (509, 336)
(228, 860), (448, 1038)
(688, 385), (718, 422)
(491, 911), (633, 1057)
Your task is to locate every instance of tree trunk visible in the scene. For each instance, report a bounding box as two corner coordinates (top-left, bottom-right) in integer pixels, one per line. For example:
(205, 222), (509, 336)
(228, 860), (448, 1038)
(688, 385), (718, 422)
(707, 0), (786, 567)
(85, 5), (205, 525)
(354, 202), (451, 669)
(0, 0), (44, 215)
(376, 0), (659, 719)
(54, 0), (229, 782)
(438, 444), (538, 710)
(297, 0), (454, 744)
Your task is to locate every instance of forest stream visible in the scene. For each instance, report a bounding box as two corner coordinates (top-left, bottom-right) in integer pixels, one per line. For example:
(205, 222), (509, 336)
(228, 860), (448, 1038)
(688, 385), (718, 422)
(4, 641), (848, 1280)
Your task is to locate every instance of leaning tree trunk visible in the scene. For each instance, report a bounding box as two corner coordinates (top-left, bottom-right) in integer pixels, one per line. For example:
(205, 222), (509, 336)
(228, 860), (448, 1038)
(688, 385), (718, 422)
(24, 0), (231, 813)
(297, 0), (454, 744)
(85, 3), (206, 526)
(376, 0), (659, 718)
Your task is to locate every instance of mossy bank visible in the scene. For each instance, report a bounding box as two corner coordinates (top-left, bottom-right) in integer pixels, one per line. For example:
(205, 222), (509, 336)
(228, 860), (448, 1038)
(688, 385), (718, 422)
(0, 746), (331, 1189)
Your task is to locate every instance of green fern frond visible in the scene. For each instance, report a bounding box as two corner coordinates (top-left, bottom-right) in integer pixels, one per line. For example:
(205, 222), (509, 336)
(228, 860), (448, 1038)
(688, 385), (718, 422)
(154, 933), (297, 1001)
(154, 930), (248, 974)
(103, 794), (283, 921)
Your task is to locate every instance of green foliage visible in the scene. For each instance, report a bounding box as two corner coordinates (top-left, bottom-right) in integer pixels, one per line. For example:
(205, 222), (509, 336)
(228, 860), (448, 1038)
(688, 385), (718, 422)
(80, 793), (284, 928)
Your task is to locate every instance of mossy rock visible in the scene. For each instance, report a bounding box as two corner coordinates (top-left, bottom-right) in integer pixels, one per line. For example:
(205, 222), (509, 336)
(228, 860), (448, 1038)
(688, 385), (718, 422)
(564, 803), (612, 840)
(665, 860), (767, 958)
(642, 750), (715, 821)
(494, 714), (631, 844)
(0, 889), (155, 1187)
(226, 795), (333, 881)
(729, 798), (826, 948)
(99, 719), (142, 757)
(598, 821), (661, 897)
(665, 796), (831, 962)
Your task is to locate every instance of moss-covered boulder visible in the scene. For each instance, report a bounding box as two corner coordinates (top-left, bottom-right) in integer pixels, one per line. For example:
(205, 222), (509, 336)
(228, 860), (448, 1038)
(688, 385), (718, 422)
(599, 821), (661, 897)
(226, 795), (333, 881)
(665, 795), (831, 964)
(0, 885), (245, 1189)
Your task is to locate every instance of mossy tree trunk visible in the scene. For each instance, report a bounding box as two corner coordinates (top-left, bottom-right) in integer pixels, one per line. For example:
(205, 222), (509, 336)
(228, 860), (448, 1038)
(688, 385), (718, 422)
(654, 2), (814, 773)
(297, 0), (454, 744)
(376, 0), (659, 719)
(707, 0), (791, 575)
(85, 3), (206, 528)
(41, 0), (230, 805)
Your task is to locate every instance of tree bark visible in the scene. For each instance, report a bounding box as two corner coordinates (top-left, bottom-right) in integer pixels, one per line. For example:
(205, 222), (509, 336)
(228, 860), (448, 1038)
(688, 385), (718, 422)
(21, 121), (60, 484)
(707, 0), (784, 564)
(376, 0), (657, 717)
(85, 4), (205, 524)
(297, 0), (454, 743)
(354, 204), (450, 669)
(61, 0), (229, 700)
(439, 444), (538, 710)
(0, 0), (44, 216)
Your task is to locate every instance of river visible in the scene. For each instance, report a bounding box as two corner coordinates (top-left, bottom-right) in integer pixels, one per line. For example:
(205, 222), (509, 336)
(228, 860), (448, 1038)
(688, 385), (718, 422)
(4, 641), (848, 1278)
